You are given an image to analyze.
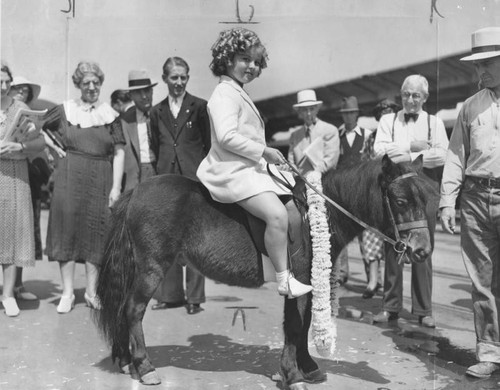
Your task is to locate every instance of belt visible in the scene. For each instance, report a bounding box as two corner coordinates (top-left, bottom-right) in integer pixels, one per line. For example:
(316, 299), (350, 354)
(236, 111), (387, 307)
(467, 176), (500, 189)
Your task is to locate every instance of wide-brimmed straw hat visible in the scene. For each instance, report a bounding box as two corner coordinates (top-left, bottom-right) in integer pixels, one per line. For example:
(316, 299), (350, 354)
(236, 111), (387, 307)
(125, 69), (158, 91)
(11, 76), (41, 101)
(461, 27), (500, 61)
(339, 96), (359, 112)
(293, 89), (323, 109)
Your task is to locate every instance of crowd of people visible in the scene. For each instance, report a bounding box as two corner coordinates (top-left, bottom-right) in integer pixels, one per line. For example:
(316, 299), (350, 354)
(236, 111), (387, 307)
(1, 25), (500, 379)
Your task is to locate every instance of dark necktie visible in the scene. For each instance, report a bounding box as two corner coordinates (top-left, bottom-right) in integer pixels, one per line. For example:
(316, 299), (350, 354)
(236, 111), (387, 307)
(404, 113), (419, 123)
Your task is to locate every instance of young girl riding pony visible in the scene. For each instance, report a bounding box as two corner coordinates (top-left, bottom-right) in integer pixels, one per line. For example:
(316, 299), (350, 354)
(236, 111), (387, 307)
(197, 28), (312, 298)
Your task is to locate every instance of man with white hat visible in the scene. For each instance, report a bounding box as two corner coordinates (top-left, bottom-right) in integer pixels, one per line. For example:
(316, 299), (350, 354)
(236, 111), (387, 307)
(288, 89), (339, 175)
(120, 69), (158, 192)
(440, 27), (500, 379)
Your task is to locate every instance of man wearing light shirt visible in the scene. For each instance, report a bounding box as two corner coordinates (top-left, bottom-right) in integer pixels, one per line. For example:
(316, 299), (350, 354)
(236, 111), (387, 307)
(440, 27), (500, 379)
(373, 74), (449, 328)
(150, 57), (210, 315)
(288, 89), (339, 175)
(121, 70), (157, 192)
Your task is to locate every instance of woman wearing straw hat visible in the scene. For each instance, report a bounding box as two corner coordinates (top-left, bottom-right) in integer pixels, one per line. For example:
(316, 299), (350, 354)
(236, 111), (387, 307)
(9, 76), (48, 302)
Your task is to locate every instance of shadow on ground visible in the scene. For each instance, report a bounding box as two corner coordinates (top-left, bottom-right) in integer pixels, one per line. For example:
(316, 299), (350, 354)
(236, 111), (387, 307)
(95, 333), (391, 386)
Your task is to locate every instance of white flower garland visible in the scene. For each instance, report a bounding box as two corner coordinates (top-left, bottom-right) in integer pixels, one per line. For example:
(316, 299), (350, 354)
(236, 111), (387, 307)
(305, 170), (336, 358)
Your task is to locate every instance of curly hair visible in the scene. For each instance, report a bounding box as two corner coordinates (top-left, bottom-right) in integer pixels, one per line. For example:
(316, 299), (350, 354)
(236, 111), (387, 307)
(209, 28), (268, 77)
(72, 61), (105, 88)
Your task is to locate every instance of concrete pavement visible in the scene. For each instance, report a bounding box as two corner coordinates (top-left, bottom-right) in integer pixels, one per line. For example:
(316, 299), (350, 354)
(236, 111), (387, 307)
(1, 211), (499, 390)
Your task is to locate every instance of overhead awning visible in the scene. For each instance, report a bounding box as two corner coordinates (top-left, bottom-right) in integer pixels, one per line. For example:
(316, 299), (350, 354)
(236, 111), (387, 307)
(256, 52), (477, 139)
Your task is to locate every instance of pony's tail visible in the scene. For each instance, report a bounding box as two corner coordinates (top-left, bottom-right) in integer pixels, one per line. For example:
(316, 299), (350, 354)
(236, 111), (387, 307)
(94, 189), (135, 362)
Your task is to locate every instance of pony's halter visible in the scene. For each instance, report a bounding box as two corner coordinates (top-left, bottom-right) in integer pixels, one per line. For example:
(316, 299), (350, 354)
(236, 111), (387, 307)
(382, 172), (428, 264)
(279, 162), (428, 264)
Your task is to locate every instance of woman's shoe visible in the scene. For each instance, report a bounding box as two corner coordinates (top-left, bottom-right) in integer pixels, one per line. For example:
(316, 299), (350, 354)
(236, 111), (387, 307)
(278, 275), (313, 298)
(14, 286), (38, 301)
(57, 294), (75, 314)
(84, 292), (102, 310)
(2, 297), (20, 317)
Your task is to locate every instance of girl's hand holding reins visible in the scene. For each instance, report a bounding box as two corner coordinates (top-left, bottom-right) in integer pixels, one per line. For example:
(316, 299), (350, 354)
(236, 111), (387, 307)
(263, 146), (286, 165)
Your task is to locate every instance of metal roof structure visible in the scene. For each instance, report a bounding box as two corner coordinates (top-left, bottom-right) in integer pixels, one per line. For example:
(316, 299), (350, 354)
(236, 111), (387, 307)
(256, 52), (478, 137)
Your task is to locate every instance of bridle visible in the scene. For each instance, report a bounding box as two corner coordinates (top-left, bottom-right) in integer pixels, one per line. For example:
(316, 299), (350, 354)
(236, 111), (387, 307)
(274, 163), (428, 264)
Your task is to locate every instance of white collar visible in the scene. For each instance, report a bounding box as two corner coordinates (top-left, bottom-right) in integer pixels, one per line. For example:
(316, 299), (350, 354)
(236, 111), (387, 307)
(64, 99), (118, 127)
(169, 92), (186, 104)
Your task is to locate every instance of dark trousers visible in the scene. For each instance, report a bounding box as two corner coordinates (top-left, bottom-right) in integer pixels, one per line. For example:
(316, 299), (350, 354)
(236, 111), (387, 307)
(155, 262), (206, 305)
(381, 189), (438, 317)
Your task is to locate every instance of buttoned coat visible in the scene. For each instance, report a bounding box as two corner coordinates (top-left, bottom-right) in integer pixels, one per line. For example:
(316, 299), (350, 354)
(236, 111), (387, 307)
(121, 106), (156, 192)
(150, 92), (211, 179)
(196, 76), (293, 203)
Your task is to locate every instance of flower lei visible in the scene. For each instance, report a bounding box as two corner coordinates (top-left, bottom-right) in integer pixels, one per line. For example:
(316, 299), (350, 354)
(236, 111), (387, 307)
(305, 170), (336, 357)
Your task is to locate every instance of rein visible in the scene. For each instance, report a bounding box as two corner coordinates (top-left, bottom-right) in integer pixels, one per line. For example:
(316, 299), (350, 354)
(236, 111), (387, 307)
(271, 162), (427, 263)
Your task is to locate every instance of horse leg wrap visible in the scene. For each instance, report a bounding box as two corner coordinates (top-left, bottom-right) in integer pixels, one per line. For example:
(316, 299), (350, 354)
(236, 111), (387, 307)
(141, 370), (161, 385)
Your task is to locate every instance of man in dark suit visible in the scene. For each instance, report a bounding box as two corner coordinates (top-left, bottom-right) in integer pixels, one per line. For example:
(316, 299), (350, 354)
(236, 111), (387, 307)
(150, 57), (211, 315)
(121, 70), (158, 192)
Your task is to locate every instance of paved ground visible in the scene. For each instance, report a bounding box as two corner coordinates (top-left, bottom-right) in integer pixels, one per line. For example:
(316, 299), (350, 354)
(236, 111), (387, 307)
(1, 211), (500, 390)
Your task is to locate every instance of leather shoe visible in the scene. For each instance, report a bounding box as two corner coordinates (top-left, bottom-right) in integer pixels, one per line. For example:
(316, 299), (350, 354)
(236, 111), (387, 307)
(373, 310), (398, 323)
(186, 303), (202, 315)
(362, 283), (381, 299)
(151, 301), (185, 310)
(466, 362), (500, 378)
(419, 315), (436, 328)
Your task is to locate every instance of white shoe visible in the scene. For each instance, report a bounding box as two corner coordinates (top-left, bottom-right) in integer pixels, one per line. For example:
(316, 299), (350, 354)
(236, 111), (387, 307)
(278, 275), (313, 298)
(2, 297), (20, 317)
(57, 294), (75, 314)
(84, 292), (101, 310)
(14, 286), (38, 301)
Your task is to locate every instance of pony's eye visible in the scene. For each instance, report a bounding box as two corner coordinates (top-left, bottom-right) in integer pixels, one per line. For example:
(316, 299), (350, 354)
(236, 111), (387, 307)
(395, 199), (407, 207)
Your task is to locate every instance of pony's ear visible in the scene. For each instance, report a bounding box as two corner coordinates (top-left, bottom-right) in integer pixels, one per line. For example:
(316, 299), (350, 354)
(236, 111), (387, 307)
(411, 154), (424, 173)
(380, 154), (396, 188)
(381, 154), (395, 175)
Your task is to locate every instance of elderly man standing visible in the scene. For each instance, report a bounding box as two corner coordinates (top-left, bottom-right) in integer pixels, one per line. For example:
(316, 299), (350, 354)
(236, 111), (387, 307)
(373, 74), (449, 328)
(150, 57), (210, 315)
(440, 27), (500, 379)
(120, 70), (157, 192)
(288, 89), (339, 175)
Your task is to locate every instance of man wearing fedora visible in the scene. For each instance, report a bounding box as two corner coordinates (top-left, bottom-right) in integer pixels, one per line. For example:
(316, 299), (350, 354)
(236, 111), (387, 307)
(335, 96), (376, 288)
(440, 27), (500, 378)
(288, 89), (339, 175)
(150, 56), (210, 315)
(120, 69), (158, 192)
(373, 75), (449, 329)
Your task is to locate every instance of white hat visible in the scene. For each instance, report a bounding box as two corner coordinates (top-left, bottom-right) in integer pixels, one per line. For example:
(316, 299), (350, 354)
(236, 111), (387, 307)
(125, 69), (158, 91)
(461, 27), (500, 61)
(11, 76), (41, 102)
(293, 89), (323, 109)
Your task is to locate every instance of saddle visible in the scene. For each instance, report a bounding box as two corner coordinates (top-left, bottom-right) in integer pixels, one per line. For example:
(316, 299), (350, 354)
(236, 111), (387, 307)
(243, 183), (309, 266)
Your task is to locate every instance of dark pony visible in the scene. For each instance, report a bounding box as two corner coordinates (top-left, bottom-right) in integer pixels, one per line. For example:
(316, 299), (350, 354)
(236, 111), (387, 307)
(95, 156), (433, 389)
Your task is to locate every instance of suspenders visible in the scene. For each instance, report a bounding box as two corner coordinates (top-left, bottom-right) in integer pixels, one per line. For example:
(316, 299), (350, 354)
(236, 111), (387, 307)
(391, 112), (433, 144)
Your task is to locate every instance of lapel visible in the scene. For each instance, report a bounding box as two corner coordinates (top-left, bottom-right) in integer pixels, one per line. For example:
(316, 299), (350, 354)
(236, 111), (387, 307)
(174, 93), (195, 139)
(123, 107), (141, 161)
(220, 76), (265, 128)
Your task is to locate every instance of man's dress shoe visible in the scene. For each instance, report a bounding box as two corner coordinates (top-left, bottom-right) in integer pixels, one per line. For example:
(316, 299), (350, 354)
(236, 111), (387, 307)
(151, 301), (185, 310)
(186, 303), (202, 315)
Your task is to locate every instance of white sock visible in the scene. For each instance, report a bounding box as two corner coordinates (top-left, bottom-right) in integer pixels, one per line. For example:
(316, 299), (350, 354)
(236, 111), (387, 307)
(276, 270), (290, 286)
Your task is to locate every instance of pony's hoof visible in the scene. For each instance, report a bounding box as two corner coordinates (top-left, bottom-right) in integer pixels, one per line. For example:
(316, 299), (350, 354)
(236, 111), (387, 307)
(287, 382), (308, 390)
(141, 370), (161, 385)
(119, 363), (133, 375)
